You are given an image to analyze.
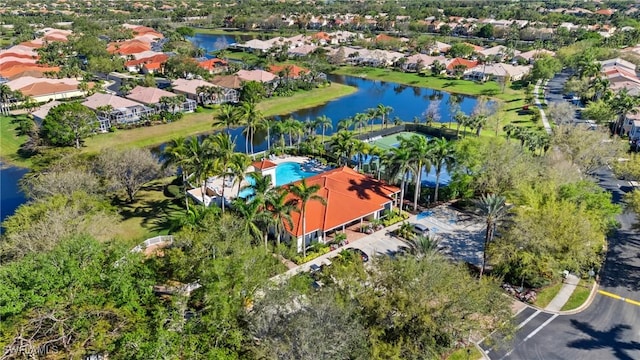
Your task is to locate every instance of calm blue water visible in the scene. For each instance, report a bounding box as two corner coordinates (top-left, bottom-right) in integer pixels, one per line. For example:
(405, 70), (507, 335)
(187, 33), (253, 58)
(0, 163), (28, 232)
(238, 161), (325, 198)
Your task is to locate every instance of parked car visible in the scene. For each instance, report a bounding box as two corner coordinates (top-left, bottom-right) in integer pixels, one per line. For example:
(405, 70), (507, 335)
(411, 223), (429, 236)
(347, 248), (369, 262)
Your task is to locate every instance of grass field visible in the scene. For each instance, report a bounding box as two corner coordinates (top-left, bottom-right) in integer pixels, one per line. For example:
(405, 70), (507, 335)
(561, 279), (593, 311)
(110, 177), (182, 242)
(446, 346), (483, 360)
(332, 66), (539, 137)
(534, 281), (564, 309)
(0, 115), (30, 167)
(80, 83), (356, 154)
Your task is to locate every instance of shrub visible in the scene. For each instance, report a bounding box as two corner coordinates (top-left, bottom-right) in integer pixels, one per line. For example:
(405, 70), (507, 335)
(292, 244), (330, 264)
(165, 184), (181, 198)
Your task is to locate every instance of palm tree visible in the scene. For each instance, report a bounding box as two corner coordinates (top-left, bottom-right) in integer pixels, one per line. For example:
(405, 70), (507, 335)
(163, 136), (193, 211)
(384, 146), (412, 211)
(232, 198), (265, 245)
(428, 138), (455, 203)
(377, 104), (393, 129)
(265, 189), (296, 247)
(208, 133), (236, 213)
(337, 117), (354, 131)
(230, 152), (251, 195)
(353, 140), (371, 171)
(353, 113), (368, 135)
(476, 193), (512, 279)
(401, 134), (431, 212)
(187, 137), (215, 205)
(611, 90), (640, 135)
(237, 101), (264, 154)
(262, 117), (273, 152)
(330, 130), (357, 166)
(402, 234), (440, 258)
(315, 115), (332, 144)
(289, 179), (326, 257)
(212, 103), (238, 135)
(366, 107), (378, 132)
(241, 171), (272, 204)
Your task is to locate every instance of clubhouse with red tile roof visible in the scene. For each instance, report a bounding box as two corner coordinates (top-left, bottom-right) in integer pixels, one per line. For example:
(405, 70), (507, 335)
(282, 166), (400, 251)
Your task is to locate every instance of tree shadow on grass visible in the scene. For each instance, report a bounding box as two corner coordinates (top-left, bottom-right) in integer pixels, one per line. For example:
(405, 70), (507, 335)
(112, 186), (183, 235)
(442, 81), (458, 88)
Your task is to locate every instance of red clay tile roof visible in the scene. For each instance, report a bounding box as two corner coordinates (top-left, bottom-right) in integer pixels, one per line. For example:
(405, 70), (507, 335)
(595, 9), (614, 16)
(0, 64), (60, 80)
(312, 31), (331, 41)
(283, 167), (400, 237)
(267, 64), (309, 78)
(447, 58), (478, 70)
(18, 82), (78, 97)
(252, 159), (277, 170)
(375, 34), (396, 42)
(210, 74), (243, 89)
(142, 62), (161, 70)
(125, 54), (169, 67)
(198, 58), (228, 71)
(107, 39), (152, 55)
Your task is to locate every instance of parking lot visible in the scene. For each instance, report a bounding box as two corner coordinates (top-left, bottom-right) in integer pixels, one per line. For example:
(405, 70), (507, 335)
(277, 204), (488, 282)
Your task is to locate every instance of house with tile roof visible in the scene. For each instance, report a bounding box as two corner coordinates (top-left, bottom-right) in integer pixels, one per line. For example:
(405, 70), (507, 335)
(107, 39), (152, 56)
(514, 49), (556, 64)
(198, 58), (228, 74)
(267, 64), (309, 79)
(126, 86), (196, 112)
(31, 100), (61, 123)
(466, 63), (531, 82)
(7, 77), (86, 102)
(282, 167), (400, 251)
(83, 93), (154, 131)
(236, 69), (278, 83)
(446, 58), (478, 76)
(172, 78), (239, 104)
(0, 64), (60, 80)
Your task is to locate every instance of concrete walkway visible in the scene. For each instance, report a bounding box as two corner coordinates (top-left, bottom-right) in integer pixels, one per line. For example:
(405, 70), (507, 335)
(534, 79), (552, 135)
(545, 274), (580, 312)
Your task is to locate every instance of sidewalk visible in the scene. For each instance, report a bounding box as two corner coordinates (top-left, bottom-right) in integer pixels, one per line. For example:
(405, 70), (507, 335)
(534, 79), (552, 135)
(545, 274), (580, 312)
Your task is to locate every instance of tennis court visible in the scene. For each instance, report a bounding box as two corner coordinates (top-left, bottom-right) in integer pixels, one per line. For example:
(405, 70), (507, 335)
(369, 131), (426, 150)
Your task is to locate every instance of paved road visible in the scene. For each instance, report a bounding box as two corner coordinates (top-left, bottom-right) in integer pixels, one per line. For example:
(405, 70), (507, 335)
(480, 167), (640, 360)
(544, 70), (581, 125)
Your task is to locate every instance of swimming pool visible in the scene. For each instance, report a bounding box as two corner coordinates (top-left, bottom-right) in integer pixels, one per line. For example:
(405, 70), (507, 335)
(238, 161), (325, 198)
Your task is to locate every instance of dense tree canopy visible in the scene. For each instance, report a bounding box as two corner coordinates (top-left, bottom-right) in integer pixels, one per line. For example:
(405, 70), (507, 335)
(41, 102), (98, 149)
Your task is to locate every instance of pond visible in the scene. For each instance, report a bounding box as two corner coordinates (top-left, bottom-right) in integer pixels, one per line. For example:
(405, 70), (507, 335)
(0, 163), (28, 233)
(187, 33), (255, 58)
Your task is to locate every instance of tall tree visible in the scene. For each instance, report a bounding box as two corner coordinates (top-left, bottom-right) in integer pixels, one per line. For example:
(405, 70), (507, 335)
(97, 148), (161, 202)
(429, 138), (456, 203)
(237, 101), (264, 154)
(315, 115), (333, 144)
(212, 103), (238, 134)
(289, 179), (326, 257)
(208, 132), (236, 213)
(41, 102), (98, 149)
(264, 188), (296, 246)
(401, 135), (431, 211)
(163, 136), (194, 211)
(384, 146), (413, 212)
(377, 104), (394, 129)
(476, 193), (511, 279)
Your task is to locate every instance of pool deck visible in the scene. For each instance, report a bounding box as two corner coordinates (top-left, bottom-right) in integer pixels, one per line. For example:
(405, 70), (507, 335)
(187, 155), (325, 206)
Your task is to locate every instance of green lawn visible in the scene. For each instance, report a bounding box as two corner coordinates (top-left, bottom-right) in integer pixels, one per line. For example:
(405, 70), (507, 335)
(534, 281), (564, 309)
(561, 279), (593, 311)
(446, 346), (483, 360)
(0, 115), (31, 167)
(81, 83), (356, 155)
(110, 177), (183, 242)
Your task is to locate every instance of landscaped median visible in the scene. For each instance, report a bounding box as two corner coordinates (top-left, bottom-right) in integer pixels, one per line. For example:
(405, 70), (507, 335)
(80, 83), (356, 155)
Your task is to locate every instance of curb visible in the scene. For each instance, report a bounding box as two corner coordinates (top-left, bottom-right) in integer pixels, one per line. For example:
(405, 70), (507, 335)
(557, 280), (599, 315)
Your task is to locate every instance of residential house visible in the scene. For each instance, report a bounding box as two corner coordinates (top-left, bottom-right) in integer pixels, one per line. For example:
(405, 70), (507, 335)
(282, 167), (400, 251)
(600, 58), (636, 73)
(446, 58), (478, 76)
(627, 113), (640, 140)
(477, 45), (520, 61)
(237, 39), (272, 53)
(83, 93), (153, 131)
(6, 76), (86, 102)
(430, 41), (451, 55)
(236, 69), (278, 83)
(0, 64), (60, 80)
(173, 78), (239, 104)
(107, 39), (152, 56)
(198, 58), (228, 74)
(403, 54), (447, 72)
(31, 100), (61, 123)
(514, 49), (556, 63)
(288, 44), (317, 57)
(466, 63), (531, 82)
(267, 64), (309, 79)
(125, 53), (169, 73)
(125, 86), (196, 112)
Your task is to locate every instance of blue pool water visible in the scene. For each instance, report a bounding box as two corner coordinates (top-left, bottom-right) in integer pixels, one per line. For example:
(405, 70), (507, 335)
(238, 161), (326, 198)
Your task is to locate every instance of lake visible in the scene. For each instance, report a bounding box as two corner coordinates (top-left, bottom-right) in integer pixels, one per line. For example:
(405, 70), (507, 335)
(187, 33), (255, 58)
(0, 163), (28, 232)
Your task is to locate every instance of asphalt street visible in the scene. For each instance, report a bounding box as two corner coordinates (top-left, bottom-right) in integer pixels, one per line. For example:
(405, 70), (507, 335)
(480, 169), (640, 359)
